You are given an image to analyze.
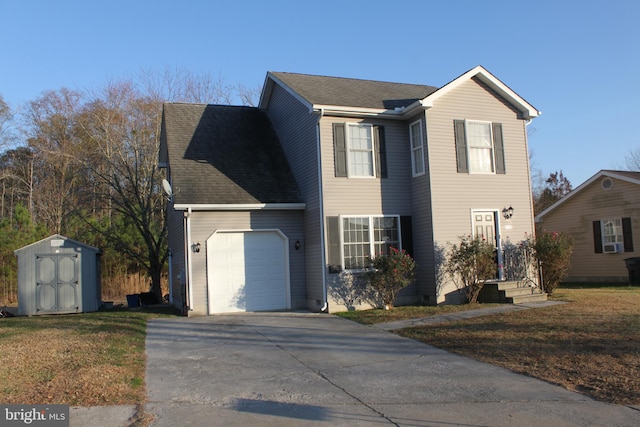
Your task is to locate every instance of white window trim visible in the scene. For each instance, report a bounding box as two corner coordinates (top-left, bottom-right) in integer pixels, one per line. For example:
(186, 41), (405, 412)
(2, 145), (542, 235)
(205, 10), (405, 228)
(465, 119), (496, 175)
(410, 119), (425, 177)
(339, 214), (402, 271)
(346, 123), (376, 178)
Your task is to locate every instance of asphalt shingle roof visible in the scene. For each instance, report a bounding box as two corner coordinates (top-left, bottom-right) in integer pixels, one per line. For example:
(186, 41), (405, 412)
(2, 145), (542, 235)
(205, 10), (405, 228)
(162, 103), (302, 206)
(270, 72), (439, 110)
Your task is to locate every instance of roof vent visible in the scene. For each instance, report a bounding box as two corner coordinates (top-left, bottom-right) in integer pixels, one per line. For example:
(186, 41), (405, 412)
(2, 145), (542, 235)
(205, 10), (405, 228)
(601, 177), (614, 190)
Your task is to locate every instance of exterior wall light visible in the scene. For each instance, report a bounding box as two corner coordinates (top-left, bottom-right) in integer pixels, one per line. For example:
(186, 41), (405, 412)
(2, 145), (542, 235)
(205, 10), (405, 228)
(502, 206), (514, 220)
(191, 242), (201, 253)
(295, 240), (301, 250)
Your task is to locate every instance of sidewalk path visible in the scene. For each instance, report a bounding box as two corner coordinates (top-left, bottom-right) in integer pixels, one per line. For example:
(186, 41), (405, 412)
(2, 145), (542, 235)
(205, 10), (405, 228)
(375, 300), (567, 331)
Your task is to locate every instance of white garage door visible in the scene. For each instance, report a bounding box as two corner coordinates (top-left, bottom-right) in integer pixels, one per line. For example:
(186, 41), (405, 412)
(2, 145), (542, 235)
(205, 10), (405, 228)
(207, 230), (289, 313)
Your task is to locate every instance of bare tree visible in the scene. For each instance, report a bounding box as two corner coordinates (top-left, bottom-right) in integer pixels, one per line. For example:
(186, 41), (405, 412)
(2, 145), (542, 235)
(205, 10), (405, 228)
(625, 147), (640, 171)
(23, 89), (83, 233)
(77, 81), (168, 300)
(533, 170), (572, 215)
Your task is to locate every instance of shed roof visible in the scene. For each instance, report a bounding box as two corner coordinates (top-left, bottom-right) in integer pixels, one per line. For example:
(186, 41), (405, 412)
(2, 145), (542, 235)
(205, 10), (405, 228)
(14, 234), (101, 255)
(161, 103), (303, 207)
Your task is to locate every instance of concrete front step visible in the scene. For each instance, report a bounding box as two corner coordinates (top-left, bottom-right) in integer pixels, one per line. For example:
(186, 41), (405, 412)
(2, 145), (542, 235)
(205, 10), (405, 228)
(478, 280), (547, 304)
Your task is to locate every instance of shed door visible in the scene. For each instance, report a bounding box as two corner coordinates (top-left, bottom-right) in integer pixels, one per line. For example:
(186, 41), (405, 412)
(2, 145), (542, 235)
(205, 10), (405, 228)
(207, 231), (289, 314)
(36, 254), (79, 313)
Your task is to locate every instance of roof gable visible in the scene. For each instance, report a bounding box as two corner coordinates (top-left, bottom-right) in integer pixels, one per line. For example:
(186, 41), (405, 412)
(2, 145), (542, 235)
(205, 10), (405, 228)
(421, 66), (540, 120)
(161, 103), (303, 206)
(535, 170), (640, 221)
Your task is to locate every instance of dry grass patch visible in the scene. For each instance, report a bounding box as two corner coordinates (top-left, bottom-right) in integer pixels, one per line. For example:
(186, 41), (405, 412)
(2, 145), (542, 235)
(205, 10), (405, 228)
(0, 308), (177, 406)
(395, 286), (640, 405)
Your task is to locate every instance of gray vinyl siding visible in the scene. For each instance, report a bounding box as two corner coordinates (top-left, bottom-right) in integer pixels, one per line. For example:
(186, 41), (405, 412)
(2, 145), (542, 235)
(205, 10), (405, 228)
(538, 177), (640, 282)
(264, 84), (325, 308)
(320, 116), (417, 308)
(186, 210), (305, 315)
(320, 117), (412, 216)
(408, 114), (437, 302)
(425, 78), (535, 303)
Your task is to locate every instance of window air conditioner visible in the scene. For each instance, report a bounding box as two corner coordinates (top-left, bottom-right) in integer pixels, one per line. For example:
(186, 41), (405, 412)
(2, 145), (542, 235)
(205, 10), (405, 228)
(603, 242), (623, 254)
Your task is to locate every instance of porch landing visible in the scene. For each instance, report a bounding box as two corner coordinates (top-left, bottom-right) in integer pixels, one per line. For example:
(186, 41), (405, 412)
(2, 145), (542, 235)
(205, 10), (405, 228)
(478, 280), (547, 304)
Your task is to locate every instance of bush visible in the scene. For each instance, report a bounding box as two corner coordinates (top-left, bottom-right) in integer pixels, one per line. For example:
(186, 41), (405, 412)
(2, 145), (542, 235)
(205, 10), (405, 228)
(366, 248), (416, 309)
(528, 231), (574, 295)
(445, 235), (496, 303)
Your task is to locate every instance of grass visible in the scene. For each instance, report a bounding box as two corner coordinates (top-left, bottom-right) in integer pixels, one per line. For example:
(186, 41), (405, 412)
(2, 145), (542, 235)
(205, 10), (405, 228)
(336, 302), (502, 325)
(338, 284), (640, 405)
(0, 306), (178, 407)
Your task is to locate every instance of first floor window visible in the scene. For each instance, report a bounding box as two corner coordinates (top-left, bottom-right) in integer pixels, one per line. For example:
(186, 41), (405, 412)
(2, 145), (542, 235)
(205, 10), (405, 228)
(602, 219), (623, 244)
(593, 217), (634, 253)
(342, 215), (400, 269)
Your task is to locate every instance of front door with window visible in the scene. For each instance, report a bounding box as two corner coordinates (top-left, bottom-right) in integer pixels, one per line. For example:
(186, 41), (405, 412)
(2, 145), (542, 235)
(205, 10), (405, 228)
(472, 211), (502, 280)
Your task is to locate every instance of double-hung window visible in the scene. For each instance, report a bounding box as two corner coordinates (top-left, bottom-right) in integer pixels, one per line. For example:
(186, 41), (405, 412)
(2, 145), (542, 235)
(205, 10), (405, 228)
(454, 119), (505, 174)
(602, 219), (623, 245)
(342, 215), (400, 269)
(593, 217), (634, 253)
(466, 121), (494, 173)
(347, 123), (375, 177)
(410, 120), (425, 176)
(333, 123), (387, 178)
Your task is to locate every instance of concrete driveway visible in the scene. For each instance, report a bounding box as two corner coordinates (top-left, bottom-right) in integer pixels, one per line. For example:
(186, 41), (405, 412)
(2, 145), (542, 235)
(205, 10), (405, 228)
(144, 312), (639, 426)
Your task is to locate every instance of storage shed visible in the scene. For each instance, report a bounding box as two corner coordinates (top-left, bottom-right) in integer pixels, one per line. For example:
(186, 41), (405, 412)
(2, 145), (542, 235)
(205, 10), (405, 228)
(14, 234), (102, 316)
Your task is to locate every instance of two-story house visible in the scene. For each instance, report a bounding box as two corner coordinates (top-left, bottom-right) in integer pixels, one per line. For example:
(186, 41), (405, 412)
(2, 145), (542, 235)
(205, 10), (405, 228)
(160, 66), (540, 315)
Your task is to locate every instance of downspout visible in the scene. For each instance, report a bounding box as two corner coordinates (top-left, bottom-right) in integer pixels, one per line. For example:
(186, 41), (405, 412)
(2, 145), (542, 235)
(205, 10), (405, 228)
(316, 109), (328, 312)
(184, 207), (194, 313)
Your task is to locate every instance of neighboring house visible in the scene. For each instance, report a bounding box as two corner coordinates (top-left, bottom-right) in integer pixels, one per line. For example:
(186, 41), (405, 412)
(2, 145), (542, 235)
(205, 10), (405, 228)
(160, 66), (540, 315)
(535, 170), (639, 283)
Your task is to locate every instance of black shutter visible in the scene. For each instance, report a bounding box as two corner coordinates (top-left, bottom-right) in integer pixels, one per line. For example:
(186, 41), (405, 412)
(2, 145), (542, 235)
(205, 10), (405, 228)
(326, 216), (342, 273)
(623, 217), (634, 252)
(400, 216), (413, 257)
(333, 123), (347, 177)
(374, 125), (387, 178)
(454, 119), (468, 173)
(493, 123), (506, 174)
(593, 220), (603, 253)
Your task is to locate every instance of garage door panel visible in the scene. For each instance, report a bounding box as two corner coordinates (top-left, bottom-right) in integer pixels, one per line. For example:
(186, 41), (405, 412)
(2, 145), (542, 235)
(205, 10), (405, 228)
(208, 231), (289, 314)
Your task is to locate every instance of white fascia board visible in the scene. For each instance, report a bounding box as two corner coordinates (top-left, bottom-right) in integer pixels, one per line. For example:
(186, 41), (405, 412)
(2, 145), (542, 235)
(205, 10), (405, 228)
(421, 65), (541, 120)
(173, 203), (306, 211)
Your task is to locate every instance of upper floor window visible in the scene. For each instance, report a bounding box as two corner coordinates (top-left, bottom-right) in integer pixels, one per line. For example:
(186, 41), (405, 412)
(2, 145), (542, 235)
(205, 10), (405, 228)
(410, 120), (425, 176)
(333, 123), (387, 178)
(347, 124), (375, 177)
(454, 119), (505, 174)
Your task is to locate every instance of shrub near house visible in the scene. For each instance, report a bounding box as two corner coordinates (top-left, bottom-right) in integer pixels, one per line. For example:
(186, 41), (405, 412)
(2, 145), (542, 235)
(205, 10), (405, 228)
(366, 248), (416, 309)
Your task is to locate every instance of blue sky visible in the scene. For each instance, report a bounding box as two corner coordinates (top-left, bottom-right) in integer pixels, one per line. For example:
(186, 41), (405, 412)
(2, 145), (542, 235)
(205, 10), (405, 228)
(1, 0), (639, 186)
